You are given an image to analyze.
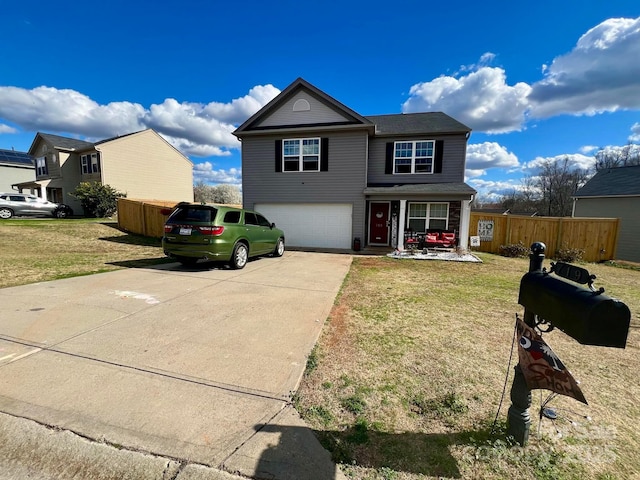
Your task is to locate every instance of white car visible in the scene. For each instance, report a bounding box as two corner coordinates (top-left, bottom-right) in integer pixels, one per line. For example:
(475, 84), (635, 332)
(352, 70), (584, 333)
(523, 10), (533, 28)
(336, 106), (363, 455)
(0, 193), (73, 219)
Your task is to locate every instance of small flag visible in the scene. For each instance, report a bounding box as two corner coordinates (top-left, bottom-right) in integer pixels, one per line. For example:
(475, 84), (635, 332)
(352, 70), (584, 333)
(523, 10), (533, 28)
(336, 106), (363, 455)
(516, 318), (587, 405)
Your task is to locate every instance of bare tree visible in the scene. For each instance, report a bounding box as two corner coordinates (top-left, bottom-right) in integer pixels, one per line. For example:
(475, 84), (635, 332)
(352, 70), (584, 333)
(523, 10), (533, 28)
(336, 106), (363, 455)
(500, 177), (540, 214)
(535, 157), (589, 216)
(595, 144), (640, 171)
(499, 157), (589, 217)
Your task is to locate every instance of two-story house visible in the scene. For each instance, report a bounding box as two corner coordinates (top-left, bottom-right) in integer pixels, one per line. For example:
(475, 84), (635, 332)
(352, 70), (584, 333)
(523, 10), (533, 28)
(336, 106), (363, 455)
(0, 148), (35, 193)
(233, 78), (476, 250)
(16, 129), (193, 213)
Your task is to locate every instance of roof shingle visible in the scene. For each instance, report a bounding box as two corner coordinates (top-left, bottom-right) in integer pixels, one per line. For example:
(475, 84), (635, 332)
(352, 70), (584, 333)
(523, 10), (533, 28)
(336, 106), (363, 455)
(574, 165), (640, 197)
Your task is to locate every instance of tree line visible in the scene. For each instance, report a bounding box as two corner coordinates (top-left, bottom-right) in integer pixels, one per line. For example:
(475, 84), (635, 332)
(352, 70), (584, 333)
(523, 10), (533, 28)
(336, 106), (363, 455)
(493, 144), (640, 217)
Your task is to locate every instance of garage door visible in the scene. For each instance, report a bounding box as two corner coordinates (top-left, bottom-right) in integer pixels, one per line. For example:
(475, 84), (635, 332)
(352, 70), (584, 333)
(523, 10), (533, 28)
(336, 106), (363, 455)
(254, 203), (353, 249)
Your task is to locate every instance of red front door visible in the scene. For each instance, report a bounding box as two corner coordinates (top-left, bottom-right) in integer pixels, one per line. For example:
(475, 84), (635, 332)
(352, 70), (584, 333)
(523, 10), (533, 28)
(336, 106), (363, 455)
(369, 202), (390, 245)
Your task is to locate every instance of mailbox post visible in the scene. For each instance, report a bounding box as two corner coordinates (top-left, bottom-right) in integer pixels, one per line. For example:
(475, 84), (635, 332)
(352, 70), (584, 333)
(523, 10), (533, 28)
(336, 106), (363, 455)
(507, 242), (545, 446)
(506, 242), (631, 445)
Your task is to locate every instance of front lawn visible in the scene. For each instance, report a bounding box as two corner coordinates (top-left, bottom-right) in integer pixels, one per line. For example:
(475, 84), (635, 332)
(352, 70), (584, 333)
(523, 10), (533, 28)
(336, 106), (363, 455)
(0, 219), (169, 288)
(296, 254), (640, 480)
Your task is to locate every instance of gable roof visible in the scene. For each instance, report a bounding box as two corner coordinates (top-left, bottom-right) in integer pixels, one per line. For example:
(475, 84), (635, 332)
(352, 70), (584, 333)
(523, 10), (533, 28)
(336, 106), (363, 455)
(235, 78), (471, 138)
(574, 165), (640, 198)
(0, 148), (34, 167)
(366, 112), (471, 136)
(29, 133), (95, 154)
(234, 77), (374, 135)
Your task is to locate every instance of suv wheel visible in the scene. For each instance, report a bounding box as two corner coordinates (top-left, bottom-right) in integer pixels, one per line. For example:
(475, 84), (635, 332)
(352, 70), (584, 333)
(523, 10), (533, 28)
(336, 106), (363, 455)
(0, 208), (13, 219)
(230, 243), (248, 269)
(273, 237), (285, 257)
(54, 207), (68, 219)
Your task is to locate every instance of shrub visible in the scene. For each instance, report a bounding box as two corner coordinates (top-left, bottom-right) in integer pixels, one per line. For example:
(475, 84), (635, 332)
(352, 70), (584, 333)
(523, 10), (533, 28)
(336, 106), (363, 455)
(70, 182), (126, 218)
(554, 245), (585, 263)
(498, 241), (529, 258)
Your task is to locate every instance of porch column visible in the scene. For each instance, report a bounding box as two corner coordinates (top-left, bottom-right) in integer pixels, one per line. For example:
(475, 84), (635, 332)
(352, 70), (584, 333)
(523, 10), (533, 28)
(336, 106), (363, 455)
(459, 199), (471, 250)
(397, 200), (407, 250)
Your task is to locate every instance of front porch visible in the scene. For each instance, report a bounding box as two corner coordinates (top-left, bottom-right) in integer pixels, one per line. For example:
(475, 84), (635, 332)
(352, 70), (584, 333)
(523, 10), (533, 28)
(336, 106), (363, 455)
(363, 183), (476, 252)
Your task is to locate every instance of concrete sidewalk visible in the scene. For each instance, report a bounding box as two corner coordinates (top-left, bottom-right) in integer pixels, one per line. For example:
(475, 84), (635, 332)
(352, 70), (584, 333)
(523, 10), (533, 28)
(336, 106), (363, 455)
(0, 251), (351, 480)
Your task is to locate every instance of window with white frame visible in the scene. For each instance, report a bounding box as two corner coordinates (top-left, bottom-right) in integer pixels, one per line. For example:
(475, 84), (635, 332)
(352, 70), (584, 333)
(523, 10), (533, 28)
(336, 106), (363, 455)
(81, 153), (100, 174)
(283, 138), (320, 172)
(394, 140), (434, 174)
(407, 202), (449, 232)
(36, 156), (48, 176)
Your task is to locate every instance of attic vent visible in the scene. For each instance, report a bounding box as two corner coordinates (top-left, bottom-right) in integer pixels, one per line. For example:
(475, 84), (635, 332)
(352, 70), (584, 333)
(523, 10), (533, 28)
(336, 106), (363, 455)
(293, 99), (311, 112)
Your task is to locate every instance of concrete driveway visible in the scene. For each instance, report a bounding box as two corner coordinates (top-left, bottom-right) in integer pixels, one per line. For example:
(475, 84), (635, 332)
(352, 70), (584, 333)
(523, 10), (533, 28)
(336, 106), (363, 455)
(0, 251), (351, 480)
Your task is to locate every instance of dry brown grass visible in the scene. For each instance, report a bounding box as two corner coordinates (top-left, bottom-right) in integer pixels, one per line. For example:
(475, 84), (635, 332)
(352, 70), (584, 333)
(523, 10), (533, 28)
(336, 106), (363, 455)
(296, 254), (640, 480)
(0, 219), (168, 288)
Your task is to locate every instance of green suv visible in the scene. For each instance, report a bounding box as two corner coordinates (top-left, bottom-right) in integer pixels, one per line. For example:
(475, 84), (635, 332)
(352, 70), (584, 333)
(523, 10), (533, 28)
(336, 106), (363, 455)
(162, 204), (285, 269)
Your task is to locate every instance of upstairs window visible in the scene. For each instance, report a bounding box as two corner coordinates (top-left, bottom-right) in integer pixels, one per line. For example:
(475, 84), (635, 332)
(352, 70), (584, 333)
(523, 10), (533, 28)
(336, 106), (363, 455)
(283, 138), (320, 172)
(81, 153), (100, 174)
(394, 140), (434, 174)
(36, 156), (48, 176)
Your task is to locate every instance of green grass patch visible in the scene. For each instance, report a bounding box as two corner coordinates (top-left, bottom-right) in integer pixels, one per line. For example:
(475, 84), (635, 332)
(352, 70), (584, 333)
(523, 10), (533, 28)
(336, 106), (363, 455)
(296, 255), (640, 480)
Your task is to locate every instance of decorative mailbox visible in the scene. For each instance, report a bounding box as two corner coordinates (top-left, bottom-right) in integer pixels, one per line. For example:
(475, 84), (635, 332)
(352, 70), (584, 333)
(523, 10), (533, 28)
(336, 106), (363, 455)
(518, 262), (631, 348)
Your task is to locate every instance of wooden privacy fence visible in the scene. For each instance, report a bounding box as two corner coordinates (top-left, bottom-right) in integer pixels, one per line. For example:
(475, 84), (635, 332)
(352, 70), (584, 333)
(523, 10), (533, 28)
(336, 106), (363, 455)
(469, 212), (620, 262)
(117, 198), (178, 238)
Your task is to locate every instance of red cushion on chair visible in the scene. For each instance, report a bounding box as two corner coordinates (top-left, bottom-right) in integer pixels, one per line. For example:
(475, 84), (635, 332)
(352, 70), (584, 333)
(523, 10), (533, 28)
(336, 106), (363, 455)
(425, 233), (438, 243)
(440, 233), (455, 245)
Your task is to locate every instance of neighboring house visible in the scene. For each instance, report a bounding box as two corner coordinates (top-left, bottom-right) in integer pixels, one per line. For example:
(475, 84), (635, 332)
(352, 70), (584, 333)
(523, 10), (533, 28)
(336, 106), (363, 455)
(14, 129), (193, 213)
(0, 149), (35, 193)
(573, 165), (640, 263)
(233, 78), (476, 250)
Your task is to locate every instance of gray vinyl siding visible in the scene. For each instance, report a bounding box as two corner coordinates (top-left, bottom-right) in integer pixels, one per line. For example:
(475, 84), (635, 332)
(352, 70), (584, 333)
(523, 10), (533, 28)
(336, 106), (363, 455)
(367, 134), (467, 184)
(573, 197), (640, 262)
(257, 91), (351, 127)
(242, 130), (368, 242)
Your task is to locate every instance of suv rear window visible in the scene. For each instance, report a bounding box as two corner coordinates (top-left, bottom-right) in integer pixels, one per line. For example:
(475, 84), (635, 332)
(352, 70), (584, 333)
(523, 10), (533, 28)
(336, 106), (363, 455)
(170, 206), (217, 223)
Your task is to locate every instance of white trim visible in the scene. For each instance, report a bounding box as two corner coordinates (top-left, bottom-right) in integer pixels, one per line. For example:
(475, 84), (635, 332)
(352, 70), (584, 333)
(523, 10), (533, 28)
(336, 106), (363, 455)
(282, 138), (321, 172)
(393, 140), (435, 175)
(398, 200), (407, 250)
(459, 200), (471, 249)
(406, 201), (449, 231)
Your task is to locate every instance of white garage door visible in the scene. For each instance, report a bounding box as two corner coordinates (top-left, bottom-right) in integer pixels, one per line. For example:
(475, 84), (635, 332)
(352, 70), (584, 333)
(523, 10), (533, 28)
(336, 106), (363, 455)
(255, 203), (353, 249)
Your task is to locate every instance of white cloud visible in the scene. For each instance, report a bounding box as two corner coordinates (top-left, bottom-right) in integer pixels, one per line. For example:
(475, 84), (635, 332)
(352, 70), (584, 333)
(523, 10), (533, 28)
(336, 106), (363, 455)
(0, 124), (17, 134)
(0, 86), (145, 137)
(402, 67), (531, 133)
(629, 122), (640, 143)
(0, 84), (280, 158)
(467, 178), (523, 201)
(579, 145), (599, 154)
(519, 153), (594, 173)
(193, 162), (242, 187)
(202, 85), (281, 124)
(403, 17), (640, 134)
(465, 142), (519, 178)
(529, 17), (640, 117)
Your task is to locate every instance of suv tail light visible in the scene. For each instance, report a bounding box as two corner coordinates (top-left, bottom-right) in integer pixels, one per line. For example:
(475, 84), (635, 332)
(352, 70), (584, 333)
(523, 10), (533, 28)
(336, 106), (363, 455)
(197, 226), (225, 236)
(163, 225), (224, 235)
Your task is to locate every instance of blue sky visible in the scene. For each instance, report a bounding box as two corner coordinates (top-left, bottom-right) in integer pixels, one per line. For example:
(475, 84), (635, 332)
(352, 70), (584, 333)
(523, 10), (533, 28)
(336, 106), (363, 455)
(1, 0), (639, 200)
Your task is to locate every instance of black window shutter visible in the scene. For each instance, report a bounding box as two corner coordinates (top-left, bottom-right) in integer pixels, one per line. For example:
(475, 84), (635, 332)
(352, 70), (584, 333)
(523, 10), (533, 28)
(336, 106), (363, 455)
(385, 142), (394, 174)
(320, 138), (329, 171)
(275, 140), (282, 172)
(434, 140), (444, 174)
(97, 154), (101, 173)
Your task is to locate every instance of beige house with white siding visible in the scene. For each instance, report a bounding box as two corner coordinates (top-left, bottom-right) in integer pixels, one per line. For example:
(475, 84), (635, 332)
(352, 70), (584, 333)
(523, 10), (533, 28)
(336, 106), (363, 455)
(17, 129), (193, 214)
